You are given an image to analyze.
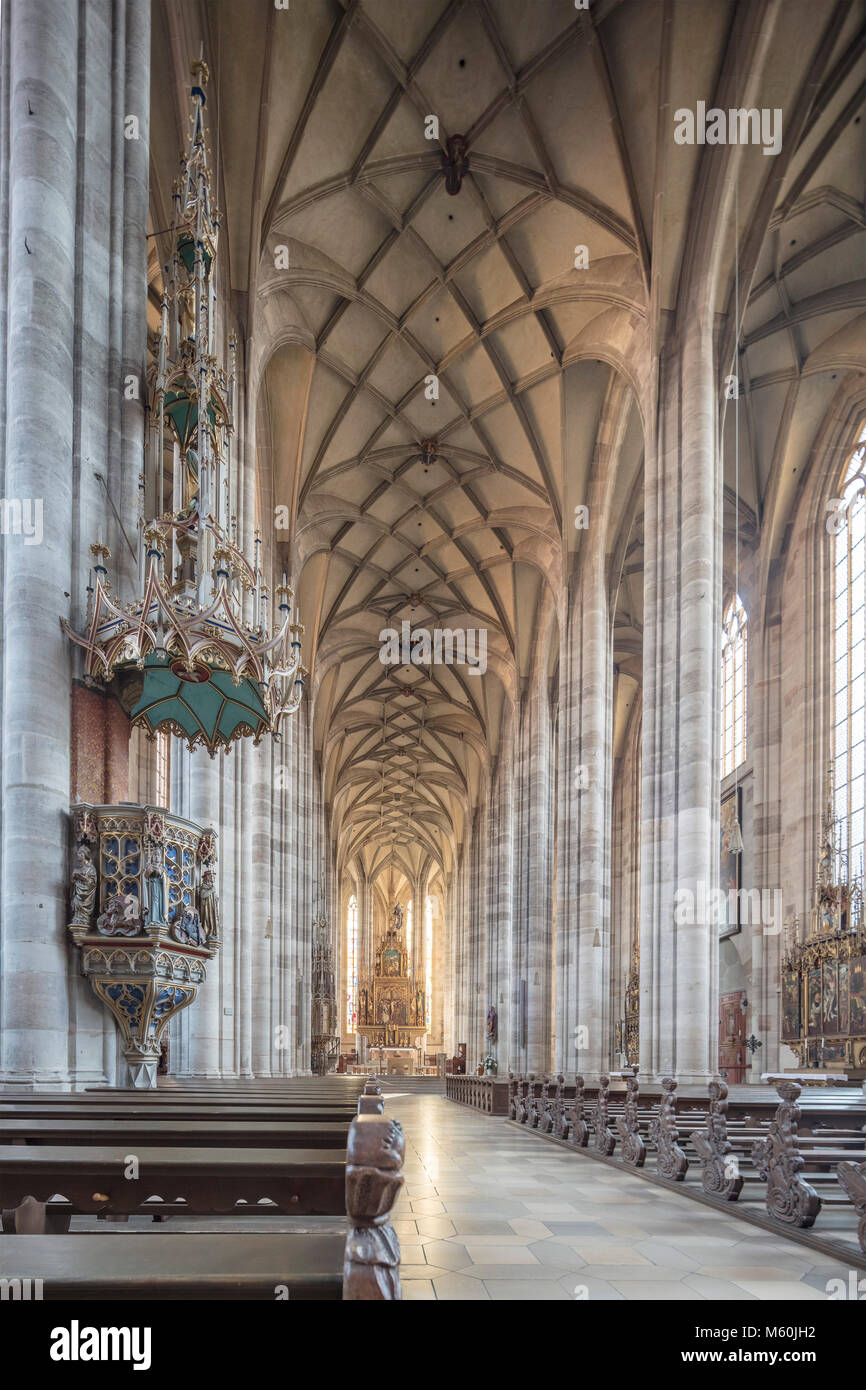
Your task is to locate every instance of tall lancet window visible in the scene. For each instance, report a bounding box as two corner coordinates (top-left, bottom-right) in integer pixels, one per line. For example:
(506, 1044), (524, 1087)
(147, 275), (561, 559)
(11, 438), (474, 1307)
(406, 899), (413, 973)
(155, 731), (170, 809)
(346, 895), (358, 1033)
(721, 594), (748, 777)
(833, 426), (866, 882)
(425, 896), (433, 1030)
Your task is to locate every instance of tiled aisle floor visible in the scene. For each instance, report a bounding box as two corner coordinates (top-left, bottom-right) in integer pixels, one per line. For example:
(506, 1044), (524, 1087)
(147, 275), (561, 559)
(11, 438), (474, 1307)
(387, 1093), (856, 1302)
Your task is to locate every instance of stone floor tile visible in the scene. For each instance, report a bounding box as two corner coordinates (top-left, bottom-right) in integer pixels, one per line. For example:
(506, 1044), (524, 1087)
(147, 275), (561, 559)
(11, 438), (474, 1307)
(462, 1243), (540, 1265)
(609, 1280), (704, 1300)
(402, 1280), (436, 1300)
(432, 1274), (492, 1301)
(485, 1280), (572, 1300)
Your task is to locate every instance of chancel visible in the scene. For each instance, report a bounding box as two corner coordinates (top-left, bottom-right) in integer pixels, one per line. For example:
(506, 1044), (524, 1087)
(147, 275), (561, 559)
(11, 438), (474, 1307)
(354, 898), (429, 1072)
(2, 0), (866, 1318)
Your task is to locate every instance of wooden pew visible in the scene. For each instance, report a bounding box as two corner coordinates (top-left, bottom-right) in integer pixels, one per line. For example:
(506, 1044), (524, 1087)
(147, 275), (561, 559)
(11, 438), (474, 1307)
(0, 1117), (350, 1150)
(837, 1161), (866, 1254)
(0, 1113), (404, 1301)
(357, 1079), (385, 1116)
(0, 1080), (399, 1232)
(0, 1144), (347, 1231)
(0, 1100), (360, 1124)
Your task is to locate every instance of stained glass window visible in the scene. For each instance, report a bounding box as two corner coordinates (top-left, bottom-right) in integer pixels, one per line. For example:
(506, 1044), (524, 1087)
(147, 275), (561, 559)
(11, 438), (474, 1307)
(425, 896), (433, 1030)
(406, 899), (412, 973)
(156, 731), (170, 808)
(721, 594), (748, 778)
(833, 425), (866, 885)
(346, 894), (358, 1033)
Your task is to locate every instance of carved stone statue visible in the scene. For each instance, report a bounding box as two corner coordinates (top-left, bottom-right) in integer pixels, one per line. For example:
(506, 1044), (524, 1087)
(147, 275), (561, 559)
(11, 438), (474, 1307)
(199, 866), (219, 940)
(486, 1004), (497, 1040)
(344, 1113), (405, 1299)
(96, 892), (142, 937)
(172, 903), (205, 946)
(391, 902), (403, 932)
(70, 845), (98, 926)
(143, 846), (167, 926)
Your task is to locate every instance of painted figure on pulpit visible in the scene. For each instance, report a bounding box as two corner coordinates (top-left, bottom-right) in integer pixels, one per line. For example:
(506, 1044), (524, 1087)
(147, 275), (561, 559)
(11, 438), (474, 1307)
(199, 867), (219, 940)
(173, 903), (206, 947)
(96, 893), (143, 937)
(144, 846), (167, 925)
(70, 845), (97, 926)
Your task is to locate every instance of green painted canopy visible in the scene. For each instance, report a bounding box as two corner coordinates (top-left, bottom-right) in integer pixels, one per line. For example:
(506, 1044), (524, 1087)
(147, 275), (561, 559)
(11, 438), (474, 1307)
(177, 233), (212, 278)
(164, 380), (218, 456)
(130, 653), (268, 754)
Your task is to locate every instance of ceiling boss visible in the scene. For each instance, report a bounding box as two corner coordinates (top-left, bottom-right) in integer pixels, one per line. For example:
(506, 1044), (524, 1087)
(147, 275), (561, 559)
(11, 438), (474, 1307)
(63, 61), (306, 756)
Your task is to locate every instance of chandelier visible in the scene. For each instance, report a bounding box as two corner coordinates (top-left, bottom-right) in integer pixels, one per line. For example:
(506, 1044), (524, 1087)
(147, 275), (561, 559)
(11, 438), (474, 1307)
(64, 60), (306, 755)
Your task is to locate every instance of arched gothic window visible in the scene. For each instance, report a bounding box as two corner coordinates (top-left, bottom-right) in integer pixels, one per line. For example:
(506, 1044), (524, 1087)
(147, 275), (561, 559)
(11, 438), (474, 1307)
(346, 894), (358, 1033)
(155, 730), (170, 808)
(406, 899), (413, 973)
(833, 426), (866, 881)
(425, 896), (434, 1030)
(721, 594), (748, 778)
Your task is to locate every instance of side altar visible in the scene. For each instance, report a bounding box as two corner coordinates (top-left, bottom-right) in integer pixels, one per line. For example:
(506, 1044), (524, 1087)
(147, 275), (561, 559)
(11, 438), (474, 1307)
(781, 774), (866, 1078)
(68, 803), (220, 1087)
(356, 906), (427, 1054)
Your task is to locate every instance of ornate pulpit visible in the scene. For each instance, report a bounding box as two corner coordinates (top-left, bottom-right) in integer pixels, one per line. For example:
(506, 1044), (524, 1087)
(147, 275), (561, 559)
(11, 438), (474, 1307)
(68, 803), (220, 1087)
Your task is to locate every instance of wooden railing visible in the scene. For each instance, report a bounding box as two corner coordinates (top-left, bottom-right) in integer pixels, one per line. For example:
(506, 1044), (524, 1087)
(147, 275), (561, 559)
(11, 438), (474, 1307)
(445, 1074), (511, 1115)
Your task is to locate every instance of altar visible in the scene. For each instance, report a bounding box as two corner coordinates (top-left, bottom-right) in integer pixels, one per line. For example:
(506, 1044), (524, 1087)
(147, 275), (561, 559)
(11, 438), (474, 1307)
(355, 902), (427, 1059)
(370, 1046), (419, 1076)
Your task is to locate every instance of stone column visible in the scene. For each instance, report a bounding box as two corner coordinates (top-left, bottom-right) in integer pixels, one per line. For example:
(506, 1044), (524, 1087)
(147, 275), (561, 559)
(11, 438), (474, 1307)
(556, 569), (611, 1079)
(515, 609), (556, 1076)
(186, 750), (223, 1078)
(251, 737), (274, 1076)
(0, 0), (78, 1085)
(639, 322), (721, 1083)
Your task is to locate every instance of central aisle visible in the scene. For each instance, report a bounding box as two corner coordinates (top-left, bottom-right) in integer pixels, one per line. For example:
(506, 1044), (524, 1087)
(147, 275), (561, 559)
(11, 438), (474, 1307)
(382, 1088), (853, 1302)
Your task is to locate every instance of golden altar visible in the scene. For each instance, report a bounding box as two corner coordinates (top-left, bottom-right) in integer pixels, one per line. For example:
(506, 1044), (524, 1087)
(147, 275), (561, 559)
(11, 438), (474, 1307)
(356, 918), (427, 1052)
(781, 775), (866, 1077)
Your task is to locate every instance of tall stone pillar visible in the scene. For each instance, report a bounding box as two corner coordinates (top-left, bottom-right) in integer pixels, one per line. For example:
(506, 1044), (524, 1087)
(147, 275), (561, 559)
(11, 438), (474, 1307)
(0, 0), (79, 1085)
(516, 608), (556, 1075)
(251, 737), (274, 1076)
(556, 539), (612, 1081)
(639, 322), (721, 1083)
(186, 750), (223, 1078)
(0, 0), (151, 1087)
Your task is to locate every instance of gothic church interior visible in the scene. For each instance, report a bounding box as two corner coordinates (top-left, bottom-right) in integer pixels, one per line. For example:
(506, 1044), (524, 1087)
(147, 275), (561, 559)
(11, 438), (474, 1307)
(2, 0), (866, 1316)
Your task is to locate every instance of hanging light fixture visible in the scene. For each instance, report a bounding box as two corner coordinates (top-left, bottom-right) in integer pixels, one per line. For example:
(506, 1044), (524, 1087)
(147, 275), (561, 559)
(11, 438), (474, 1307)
(63, 60), (306, 755)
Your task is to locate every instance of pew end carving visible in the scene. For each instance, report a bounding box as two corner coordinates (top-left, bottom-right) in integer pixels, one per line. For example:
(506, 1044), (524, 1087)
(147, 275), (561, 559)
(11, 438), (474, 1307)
(750, 1082), (821, 1228)
(651, 1077), (688, 1181)
(616, 1072), (646, 1167)
(593, 1075), (616, 1156)
(837, 1161), (866, 1253)
(690, 1080), (743, 1200)
(343, 1113), (405, 1300)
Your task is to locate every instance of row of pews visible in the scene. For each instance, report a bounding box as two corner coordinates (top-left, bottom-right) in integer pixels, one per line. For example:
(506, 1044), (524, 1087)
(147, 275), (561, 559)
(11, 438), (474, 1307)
(507, 1072), (866, 1258)
(0, 1077), (404, 1300)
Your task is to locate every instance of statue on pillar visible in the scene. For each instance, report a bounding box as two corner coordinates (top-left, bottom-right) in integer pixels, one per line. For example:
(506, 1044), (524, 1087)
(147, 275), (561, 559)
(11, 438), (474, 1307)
(143, 845), (168, 926)
(70, 845), (98, 926)
(199, 866), (220, 940)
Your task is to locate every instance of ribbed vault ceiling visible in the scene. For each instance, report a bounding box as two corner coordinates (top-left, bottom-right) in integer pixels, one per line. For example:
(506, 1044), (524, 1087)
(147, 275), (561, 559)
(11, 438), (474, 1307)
(147, 0), (866, 887)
